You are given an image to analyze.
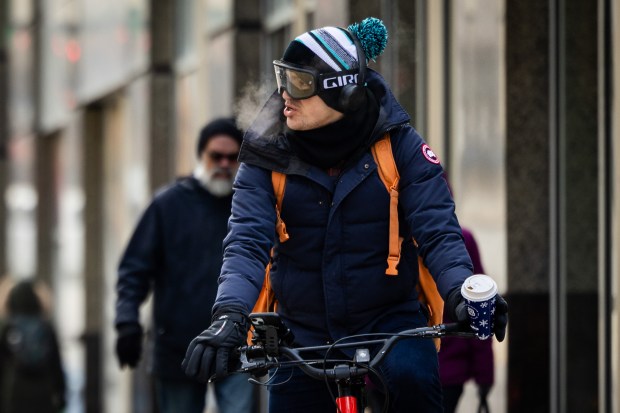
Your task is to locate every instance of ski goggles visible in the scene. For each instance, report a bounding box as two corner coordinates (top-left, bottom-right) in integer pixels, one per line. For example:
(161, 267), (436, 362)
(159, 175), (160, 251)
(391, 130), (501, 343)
(273, 60), (320, 99)
(273, 60), (359, 100)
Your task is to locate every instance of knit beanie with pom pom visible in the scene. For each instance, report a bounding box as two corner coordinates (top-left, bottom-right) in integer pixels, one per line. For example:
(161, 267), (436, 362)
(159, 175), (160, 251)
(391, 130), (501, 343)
(280, 17), (388, 112)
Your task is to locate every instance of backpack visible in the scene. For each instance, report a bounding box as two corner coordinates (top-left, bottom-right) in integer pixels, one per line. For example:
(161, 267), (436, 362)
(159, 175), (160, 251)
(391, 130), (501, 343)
(250, 133), (444, 349)
(2, 315), (54, 374)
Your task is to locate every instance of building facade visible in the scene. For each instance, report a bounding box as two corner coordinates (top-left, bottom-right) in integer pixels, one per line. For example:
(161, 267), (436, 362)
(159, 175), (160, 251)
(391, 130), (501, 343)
(0, 0), (618, 412)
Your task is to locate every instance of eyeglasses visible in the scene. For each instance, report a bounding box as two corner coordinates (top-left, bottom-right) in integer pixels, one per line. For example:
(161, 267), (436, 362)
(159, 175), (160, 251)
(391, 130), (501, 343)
(273, 60), (360, 100)
(207, 152), (239, 163)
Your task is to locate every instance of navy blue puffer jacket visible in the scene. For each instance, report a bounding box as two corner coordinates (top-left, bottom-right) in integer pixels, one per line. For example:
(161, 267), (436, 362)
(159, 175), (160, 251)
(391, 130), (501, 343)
(215, 70), (473, 346)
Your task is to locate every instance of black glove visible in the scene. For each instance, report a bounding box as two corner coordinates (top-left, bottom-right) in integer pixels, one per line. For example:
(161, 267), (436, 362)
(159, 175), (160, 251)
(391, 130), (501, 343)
(115, 322), (143, 368)
(445, 286), (509, 342)
(445, 287), (469, 325)
(182, 309), (249, 382)
(494, 294), (509, 342)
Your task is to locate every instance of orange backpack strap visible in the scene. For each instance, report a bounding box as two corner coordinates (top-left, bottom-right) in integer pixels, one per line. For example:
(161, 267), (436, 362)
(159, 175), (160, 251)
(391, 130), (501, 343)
(417, 256), (444, 351)
(372, 134), (444, 350)
(272, 171), (289, 243)
(371, 133), (401, 275)
(248, 260), (277, 345)
(248, 171), (289, 345)
(251, 256), (276, 311)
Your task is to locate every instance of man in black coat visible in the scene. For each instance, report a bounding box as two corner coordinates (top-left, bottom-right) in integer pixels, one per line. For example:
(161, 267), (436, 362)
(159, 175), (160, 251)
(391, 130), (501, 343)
(114, 118), (254, 413)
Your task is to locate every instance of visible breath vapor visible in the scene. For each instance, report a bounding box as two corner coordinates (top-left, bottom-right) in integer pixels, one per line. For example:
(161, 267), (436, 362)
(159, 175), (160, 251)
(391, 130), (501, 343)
(233, 77), (275, 132)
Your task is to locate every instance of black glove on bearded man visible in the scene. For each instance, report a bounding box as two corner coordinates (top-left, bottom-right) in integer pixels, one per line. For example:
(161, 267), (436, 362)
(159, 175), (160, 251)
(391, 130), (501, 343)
(445, 283), (509, 342)
(115, 322), (143, 368)
(182, 307), (249, 382)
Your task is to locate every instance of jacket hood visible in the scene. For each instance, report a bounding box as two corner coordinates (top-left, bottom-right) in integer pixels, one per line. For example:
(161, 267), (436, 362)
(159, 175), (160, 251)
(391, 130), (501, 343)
(239, 69), (411, 174)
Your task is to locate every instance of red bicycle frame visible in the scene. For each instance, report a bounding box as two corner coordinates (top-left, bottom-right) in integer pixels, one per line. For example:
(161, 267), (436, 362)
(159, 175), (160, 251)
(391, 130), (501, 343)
(336, 395), (358, 413)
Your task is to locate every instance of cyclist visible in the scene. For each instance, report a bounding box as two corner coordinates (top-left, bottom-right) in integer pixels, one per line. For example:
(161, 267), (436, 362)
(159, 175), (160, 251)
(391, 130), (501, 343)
(183, 17), (508, 412)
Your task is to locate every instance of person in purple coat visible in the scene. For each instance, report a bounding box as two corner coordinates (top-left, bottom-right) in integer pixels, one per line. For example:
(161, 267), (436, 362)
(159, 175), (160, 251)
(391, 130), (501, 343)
(439, 227), (494, 412)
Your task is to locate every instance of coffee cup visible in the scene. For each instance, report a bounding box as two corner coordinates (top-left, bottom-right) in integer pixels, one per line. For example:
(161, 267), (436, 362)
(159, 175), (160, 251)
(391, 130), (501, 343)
(460, 274), (498, 340)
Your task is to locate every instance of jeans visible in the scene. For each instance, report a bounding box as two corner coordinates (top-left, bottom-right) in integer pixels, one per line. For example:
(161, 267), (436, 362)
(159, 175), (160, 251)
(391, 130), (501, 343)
(156, 373), (255, 413)
(268, 311), (443, 413)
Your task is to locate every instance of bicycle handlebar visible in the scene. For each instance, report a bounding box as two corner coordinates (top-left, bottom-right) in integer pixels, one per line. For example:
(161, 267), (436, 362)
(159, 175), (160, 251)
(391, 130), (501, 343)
(236, 322), (475, 382)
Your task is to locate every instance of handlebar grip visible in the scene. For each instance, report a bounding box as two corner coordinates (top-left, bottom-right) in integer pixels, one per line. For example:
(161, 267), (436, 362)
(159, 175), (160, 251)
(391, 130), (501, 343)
(441, 322), (477, 338)
(441, 322), (464, 333)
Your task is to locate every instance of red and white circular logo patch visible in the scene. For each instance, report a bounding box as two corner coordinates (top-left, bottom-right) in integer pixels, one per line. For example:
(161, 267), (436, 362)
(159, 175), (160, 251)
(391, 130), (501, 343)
(421, 144), (440, 164)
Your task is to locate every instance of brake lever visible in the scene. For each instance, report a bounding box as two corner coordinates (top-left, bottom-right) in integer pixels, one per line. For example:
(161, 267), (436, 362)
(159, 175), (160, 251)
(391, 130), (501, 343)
(237, 345), (271, 377)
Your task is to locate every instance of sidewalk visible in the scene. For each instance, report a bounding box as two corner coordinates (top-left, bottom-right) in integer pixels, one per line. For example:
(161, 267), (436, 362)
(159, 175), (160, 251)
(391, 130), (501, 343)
(456, 339), (507, 412)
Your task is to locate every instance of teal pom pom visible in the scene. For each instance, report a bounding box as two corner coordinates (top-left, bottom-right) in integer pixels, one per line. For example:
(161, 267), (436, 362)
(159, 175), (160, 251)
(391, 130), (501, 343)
(348, 17), (388, 61)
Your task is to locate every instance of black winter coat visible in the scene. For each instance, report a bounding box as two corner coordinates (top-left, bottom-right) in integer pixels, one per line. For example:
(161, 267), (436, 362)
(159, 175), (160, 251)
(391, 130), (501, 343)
(115, 176), (232, 379)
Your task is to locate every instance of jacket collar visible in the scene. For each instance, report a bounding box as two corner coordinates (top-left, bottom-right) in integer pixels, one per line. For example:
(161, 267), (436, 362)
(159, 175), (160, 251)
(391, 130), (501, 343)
(239, 69), (410, 175)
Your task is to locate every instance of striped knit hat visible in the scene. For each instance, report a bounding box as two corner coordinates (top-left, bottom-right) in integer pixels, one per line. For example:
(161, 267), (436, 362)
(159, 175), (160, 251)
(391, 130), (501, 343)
(281, 17), (388, 111)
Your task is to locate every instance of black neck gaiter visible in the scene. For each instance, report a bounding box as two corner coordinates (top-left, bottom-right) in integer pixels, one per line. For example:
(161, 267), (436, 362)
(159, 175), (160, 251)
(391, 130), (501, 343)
(287, 91), (379, 169)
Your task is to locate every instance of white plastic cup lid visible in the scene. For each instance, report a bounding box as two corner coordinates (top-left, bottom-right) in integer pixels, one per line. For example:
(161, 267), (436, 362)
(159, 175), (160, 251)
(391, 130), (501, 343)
(461, 274), (498, 302)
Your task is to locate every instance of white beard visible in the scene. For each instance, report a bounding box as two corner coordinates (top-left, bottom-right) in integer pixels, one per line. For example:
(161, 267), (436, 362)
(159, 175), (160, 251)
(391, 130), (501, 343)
(194, 165), (236, 197)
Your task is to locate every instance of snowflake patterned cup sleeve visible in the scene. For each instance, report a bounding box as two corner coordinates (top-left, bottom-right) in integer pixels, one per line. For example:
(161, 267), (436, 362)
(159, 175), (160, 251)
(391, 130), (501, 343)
(460, 275), (498, 340)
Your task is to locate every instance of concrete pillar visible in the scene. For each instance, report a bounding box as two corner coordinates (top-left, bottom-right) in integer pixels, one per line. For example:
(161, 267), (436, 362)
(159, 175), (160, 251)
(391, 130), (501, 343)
(82, 102), (105, 413)
(35, 133), (57, 287)
(505, 0), (552, 410)
(0, 0), (8, 275)
(234, 0), (261, 105)
(560, 1), (599, 410)
(349, 1), (420, 130)
(150, 0), (177, 192)
(506, 0), (600, 411)
(612, 0), (620, 405)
